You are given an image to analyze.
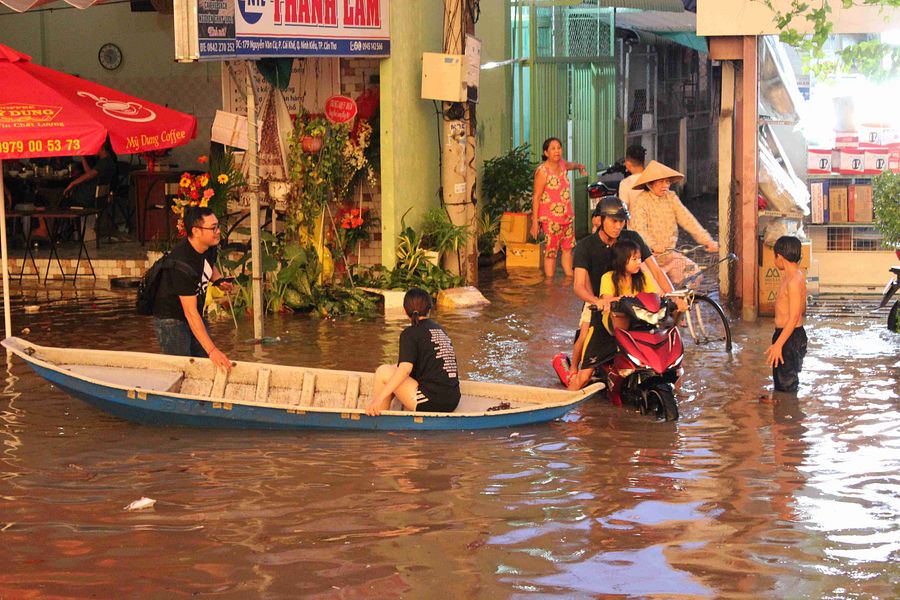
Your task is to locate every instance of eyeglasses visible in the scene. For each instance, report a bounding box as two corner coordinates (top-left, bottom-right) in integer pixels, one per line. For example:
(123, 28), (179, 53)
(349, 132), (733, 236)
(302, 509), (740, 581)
(195, 224), (220, 232)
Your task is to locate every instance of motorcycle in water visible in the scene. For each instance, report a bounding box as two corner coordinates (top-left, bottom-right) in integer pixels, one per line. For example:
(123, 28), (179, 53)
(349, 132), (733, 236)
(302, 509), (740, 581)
(602, 293), (683, 421)
(551, 293), (683, 421)
(587, 160), (628, 206)
(878, 249), (900, 332)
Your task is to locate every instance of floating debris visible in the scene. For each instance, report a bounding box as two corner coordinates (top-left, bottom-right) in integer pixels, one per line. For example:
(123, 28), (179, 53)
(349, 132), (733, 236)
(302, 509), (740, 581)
(124, 497), (156, 511)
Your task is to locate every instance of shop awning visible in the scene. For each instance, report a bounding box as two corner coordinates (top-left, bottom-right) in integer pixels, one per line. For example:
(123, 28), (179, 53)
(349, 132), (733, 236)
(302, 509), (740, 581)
(615, 8), (707, 53)
(1, 0), (112, 11)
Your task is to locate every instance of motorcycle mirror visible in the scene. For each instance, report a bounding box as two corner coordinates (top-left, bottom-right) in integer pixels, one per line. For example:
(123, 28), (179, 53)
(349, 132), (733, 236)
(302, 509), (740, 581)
(596, 161), (605, 171)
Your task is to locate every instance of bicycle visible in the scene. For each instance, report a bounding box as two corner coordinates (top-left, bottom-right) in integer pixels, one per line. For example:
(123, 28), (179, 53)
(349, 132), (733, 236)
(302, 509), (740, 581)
(659, 245), (737, 352)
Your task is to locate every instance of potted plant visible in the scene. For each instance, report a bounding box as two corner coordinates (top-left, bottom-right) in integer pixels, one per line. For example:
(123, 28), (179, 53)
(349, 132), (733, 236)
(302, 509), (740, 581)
(482, 144), (535, 222)
(420, 207), (469, 267)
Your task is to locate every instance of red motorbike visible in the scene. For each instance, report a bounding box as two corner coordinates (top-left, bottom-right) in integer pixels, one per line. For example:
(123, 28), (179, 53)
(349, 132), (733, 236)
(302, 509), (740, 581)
(603, 293), (683, 421)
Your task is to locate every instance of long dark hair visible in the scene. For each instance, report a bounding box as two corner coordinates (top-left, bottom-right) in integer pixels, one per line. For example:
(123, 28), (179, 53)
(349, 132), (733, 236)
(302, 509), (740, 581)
(403, 287), (433, 326)
(611, 239), (645, 296)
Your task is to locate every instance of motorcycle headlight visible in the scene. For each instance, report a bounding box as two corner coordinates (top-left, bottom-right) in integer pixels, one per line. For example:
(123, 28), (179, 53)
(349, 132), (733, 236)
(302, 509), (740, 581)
(632, 305), (667, 326)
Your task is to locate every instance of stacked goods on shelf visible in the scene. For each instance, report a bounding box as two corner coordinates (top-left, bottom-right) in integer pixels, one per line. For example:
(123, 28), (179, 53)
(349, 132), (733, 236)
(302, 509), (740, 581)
(809, 180), (874, 224)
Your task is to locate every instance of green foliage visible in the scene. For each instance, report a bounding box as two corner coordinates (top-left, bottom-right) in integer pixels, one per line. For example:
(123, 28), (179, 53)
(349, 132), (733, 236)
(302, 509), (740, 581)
(350, 210), (465, 294)
(286, 113), (351, 235)
(481, 144), (535, 220)
(420, 207), (470, 254)
(873, 170), (900, 246)
(763, 0), (900, 81)
(218, 229), (377, 320)
(476, 210), (501, 256)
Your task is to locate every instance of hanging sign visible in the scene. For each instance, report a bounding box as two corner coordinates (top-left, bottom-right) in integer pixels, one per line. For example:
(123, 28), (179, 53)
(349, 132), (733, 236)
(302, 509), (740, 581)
(235, 0), (391, 57)
(197, 0), (237, 59)
(324, 95), (358, 123)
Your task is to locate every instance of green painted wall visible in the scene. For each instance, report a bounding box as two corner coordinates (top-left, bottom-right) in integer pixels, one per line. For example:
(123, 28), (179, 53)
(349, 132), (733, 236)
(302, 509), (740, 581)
(380, 0), (512, 268)
(475, 1), (513, 192)
(379, 0), (445, 268)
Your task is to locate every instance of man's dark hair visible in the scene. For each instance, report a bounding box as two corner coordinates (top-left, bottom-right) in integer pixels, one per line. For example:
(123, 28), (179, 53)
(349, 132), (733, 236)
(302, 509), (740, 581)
(773, 236), (802, 263)
(184, 207), (215, 238)
(625, 145), (646, 165)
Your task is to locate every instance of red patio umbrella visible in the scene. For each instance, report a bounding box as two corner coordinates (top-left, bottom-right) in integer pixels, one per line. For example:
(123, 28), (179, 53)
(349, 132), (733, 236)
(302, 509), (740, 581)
(0, 42), (198, 338)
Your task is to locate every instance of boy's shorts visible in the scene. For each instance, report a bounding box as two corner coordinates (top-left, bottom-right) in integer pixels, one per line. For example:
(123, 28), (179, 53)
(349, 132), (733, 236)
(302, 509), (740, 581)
(772, 326), (807, 392)
(579, 302), (592, 325)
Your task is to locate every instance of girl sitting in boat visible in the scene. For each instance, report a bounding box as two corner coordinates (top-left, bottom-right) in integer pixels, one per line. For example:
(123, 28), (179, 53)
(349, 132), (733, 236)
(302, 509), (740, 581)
(365, 288), (461, 416)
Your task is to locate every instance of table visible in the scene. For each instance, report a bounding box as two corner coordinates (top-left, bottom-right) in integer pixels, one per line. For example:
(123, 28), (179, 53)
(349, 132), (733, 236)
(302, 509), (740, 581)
(7, 208), (100, 284)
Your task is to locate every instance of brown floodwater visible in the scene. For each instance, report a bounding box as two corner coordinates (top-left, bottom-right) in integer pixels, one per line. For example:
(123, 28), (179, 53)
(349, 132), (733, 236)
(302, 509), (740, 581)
(1, 270), (898, 598)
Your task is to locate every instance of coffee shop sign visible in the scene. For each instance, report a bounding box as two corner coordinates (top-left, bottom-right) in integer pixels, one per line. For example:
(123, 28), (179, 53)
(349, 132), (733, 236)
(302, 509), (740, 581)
(324, 95), (358, 124)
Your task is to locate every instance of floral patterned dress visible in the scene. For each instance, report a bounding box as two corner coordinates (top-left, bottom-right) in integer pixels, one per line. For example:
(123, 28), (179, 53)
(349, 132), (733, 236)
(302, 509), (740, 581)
(536, 160), (575, 257)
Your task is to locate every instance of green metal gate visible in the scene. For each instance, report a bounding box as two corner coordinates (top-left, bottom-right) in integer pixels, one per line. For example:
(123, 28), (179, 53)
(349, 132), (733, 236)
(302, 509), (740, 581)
(512, 1), (617, 237)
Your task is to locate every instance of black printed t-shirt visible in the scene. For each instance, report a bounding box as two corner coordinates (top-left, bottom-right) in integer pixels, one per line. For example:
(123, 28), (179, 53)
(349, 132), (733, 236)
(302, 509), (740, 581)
(572, 229), (651, 296)
(151, 238), (216, 321)
(398, 319), (461, 406)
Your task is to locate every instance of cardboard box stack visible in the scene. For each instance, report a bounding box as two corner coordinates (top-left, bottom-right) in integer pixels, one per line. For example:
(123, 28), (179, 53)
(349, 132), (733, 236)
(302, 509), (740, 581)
(758, 239), (812, 315)
(806, 123), (896, 225)
(501, 212), (541, 268)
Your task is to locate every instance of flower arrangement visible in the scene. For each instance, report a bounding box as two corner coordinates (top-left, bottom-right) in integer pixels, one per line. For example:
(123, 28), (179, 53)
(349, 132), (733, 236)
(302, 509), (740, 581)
(327, 206), (377, 261)
(172, 151), (244, 236)
(286, 111), (377, 237)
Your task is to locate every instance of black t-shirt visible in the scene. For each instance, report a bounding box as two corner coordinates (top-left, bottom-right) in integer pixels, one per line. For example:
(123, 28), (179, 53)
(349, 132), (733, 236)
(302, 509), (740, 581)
(572, 229), (651, 296)
(152, 238), (216, 320)
(398, 319), (461, 405)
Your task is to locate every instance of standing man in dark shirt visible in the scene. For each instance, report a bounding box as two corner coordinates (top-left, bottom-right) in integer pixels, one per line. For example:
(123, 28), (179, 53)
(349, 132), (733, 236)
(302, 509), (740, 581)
(152, 207), (233, 372)
(567, 196), (673, 389)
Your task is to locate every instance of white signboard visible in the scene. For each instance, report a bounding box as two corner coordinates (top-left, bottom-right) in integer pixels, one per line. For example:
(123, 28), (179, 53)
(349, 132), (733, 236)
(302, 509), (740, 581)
(235, 0), (391, 57)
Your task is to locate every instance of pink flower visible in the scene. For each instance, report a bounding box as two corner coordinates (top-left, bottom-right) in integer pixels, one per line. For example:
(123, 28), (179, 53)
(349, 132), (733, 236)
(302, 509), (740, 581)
(203, 188), (215, 200)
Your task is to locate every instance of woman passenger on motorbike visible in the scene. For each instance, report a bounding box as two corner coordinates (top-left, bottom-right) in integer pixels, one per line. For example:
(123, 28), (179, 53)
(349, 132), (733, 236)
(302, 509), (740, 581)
(628, 160), (718, 287)
(530, 137), (587, 278)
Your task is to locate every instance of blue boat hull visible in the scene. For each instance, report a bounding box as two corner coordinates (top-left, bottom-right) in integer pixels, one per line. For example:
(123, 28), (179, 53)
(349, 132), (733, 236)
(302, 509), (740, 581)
(31, 362), (591, 431)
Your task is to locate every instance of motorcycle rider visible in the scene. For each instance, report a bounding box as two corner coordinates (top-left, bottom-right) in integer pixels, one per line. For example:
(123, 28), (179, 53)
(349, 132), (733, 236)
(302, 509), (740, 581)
(564, 196), (675, 390)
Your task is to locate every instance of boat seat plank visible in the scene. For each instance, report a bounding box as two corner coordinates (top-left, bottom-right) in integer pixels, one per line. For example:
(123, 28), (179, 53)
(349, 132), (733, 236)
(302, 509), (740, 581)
(344, 376), (360, 409)
(62, 364), (184, 393)
(300, 372), (316, 406)
(180, 377), (213, 397)
(256, 369), (271, 403)
(210, 369), (228, 398)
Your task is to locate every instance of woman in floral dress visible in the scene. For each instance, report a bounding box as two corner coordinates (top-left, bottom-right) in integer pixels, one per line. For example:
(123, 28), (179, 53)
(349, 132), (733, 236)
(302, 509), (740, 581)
(530, 137), (587, 278)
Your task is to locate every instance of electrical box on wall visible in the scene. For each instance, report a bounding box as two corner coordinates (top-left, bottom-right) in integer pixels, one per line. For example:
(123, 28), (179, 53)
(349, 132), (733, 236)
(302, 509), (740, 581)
(421, 53), (466, 102)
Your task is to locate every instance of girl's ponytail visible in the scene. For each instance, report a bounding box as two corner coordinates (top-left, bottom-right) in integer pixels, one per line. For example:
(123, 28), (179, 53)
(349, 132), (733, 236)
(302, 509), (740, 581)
(403, 288), (432, 326)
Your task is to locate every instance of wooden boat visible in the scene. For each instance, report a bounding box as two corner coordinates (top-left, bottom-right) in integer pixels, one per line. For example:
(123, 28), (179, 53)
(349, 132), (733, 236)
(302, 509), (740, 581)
(2, 337), (604, 431)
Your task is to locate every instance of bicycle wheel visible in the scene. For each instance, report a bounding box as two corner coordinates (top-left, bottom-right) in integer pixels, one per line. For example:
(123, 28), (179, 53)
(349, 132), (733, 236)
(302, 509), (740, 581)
(685, 293), (733, 352)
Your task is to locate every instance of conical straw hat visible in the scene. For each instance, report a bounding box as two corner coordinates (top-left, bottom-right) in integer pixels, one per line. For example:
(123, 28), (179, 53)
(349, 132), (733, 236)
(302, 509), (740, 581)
(634, 160), (684, 189)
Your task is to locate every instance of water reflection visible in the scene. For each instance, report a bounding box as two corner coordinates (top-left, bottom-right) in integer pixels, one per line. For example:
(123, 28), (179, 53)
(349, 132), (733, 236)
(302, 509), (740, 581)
(0, 281), (897, 597)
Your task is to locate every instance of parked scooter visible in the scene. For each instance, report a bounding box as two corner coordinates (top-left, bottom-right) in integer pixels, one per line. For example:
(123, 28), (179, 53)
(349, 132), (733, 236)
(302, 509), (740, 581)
(587, 160), (628, 205)
(878, 249), (900, 332)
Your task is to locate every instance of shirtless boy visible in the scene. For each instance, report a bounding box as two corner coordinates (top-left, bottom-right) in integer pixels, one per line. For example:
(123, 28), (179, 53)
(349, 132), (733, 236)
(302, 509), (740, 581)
(764, 236), (808, 393)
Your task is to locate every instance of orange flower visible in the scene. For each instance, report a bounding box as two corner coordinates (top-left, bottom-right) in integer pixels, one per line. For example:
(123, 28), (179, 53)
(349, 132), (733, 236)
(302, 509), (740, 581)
(198, 155), (209, 164)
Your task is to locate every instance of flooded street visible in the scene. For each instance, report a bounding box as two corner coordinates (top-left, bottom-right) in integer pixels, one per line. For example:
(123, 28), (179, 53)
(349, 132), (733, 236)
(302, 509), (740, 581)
(1, 270), (898, 598)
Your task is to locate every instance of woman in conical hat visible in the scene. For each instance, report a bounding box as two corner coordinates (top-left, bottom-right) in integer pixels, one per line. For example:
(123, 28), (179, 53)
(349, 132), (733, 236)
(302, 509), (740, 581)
(628, 160), (718, 286)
